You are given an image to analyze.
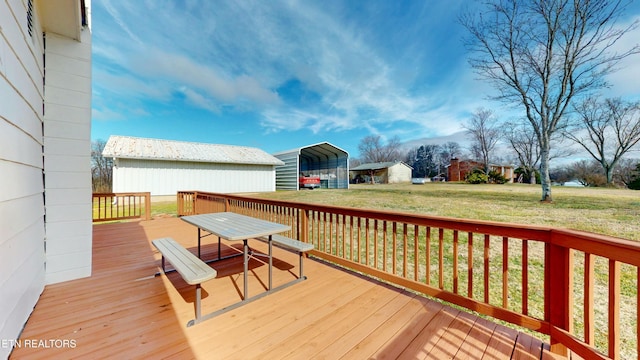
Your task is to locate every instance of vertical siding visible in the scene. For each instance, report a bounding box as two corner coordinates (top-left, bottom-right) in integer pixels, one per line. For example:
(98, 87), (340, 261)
(388, 164), (412, 183)
(113, 159), (277, 195)
(0, 1), (46, 358)
(274, 151), (300, 190)
(43, 30), (92, 284)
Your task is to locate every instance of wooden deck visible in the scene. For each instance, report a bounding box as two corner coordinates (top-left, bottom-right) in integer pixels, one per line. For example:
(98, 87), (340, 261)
(11, 217), (563, 359)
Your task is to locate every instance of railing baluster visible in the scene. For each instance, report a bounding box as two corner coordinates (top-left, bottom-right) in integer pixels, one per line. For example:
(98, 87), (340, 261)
(453, 230), (459, 294)
(503, 236), (508, 309)
(439, 228), (444, 290)
(522, 239), (528, 316)
(383, 221), (388, 272)
(425, 227), (431, 286)
(402, 224), (408, 278)
(609, 259), (620, 359)
(341, 214), (347, 259)
(357, 217), (362, 263)
(366, 219), (370, 266)
(393, 222), (398, 276)
(374, 220), (378, 269)
(468, 232), (473, 298)
(329, 213), (334, 255)
(484, 234), (490, 304)
(349, 216), (354, 261)
(414, 225), (419, 282)
(323, 212), (328, 253)
(585, 252), (595, 346)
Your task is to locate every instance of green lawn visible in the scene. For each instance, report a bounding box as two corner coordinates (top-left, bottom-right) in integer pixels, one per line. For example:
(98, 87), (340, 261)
(252, 182), (640, 241)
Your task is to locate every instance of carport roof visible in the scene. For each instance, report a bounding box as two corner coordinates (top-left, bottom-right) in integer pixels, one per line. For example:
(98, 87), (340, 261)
(102, 135), (284, 166)
(273, 142), (349, 158)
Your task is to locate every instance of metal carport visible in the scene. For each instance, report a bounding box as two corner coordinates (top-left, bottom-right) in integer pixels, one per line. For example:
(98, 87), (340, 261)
(272, 142), (349, 190)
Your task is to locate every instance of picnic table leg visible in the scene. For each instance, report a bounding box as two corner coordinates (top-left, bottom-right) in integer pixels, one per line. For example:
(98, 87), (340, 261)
(268, 235), (273, 291)
(195, 284), (202, 321)
(243, 239), (248, 300)
(197, 228), (201, 258)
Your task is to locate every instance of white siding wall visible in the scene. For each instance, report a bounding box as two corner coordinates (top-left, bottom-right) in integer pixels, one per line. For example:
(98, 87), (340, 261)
(43, 31), (92, 284)
(113, 159), (277, 195)
(0, 1), (46, 358)
(388, 164), (412, 183)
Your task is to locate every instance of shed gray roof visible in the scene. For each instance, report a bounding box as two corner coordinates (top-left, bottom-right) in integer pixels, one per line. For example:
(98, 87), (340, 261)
(102, 136), (284, 166)
(350, 161), (412, 171)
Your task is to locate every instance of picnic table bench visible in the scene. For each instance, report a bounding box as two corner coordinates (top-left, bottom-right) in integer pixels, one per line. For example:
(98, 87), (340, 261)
(258, 234), (314, 280)
(152, 237), (217, 327)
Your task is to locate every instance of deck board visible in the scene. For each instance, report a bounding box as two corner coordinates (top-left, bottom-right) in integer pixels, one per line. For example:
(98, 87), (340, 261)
(10, 217), (562, 359)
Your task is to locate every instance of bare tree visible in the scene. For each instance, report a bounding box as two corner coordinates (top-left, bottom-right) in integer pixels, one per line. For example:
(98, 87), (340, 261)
(565, 97), (640, 184)
(571, 159), (607, 187)
(91, 139), (113, 192)
(461, 0), (639, 201)
(503, 122), (539, 183)
(503, 121), (576, 184)
(464, 108), (501, 173)
(407, 144), (442, 178)
(615, 157), (640, 187)
(358, 135), (402, 163)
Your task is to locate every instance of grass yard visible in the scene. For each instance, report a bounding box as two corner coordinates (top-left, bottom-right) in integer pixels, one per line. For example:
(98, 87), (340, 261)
(252, 182), (640, 241)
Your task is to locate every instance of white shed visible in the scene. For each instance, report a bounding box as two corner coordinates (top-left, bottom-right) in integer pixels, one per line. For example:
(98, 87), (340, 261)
(103, 136), (285, 195)
(350, 161), (413, 184)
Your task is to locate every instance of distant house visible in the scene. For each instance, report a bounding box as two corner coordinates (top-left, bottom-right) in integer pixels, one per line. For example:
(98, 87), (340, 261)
(350, 162), (413, 184)
(102, 136), (285, 195)
(1, 1), (92, 358)
(447, 158), (514, 183)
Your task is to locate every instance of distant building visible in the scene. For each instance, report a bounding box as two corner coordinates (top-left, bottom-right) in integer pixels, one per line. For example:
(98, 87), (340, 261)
(447, 158), (514, 183)
(272, 142), (349, 190)
(350, 162), (413, 184)
(102, 136), (284, 195)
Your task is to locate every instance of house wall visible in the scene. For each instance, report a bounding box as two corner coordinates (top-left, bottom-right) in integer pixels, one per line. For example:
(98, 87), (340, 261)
(42, 31), (92, 284)
(0, 2), (46, 357)
(387, 164), (412, 183)
(113, 159), (277, 195)
(1, 1), (91, 356)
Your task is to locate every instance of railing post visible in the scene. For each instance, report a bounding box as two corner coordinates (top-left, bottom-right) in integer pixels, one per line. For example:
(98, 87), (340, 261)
(546, 240), (573, 356)
(144, 192), (151, 220)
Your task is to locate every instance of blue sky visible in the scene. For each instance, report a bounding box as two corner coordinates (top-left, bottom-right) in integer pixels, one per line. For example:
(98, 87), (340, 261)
(90, 1), (640, 158)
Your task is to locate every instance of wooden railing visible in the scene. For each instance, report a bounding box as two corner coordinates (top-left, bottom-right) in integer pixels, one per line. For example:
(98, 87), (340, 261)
(92, 192), (151, 222)
(177, 191), (640, 359)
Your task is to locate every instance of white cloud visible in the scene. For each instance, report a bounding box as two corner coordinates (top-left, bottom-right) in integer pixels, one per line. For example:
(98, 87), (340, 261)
(92, 1), (511, 140)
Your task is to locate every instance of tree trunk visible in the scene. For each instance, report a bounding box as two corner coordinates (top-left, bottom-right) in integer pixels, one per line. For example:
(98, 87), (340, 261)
(605, 166), (614, 185)
(539, 144), (553, 202)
